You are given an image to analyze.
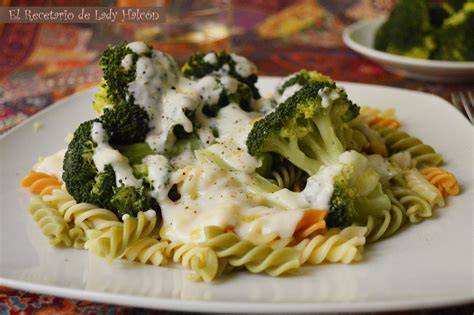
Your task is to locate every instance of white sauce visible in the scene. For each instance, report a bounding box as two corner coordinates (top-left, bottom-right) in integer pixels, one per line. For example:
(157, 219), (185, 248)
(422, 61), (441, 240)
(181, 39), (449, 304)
(143, 154), (171, 202)
(318, 87), (340, 108)
(231, 53), (256, 78)
(91, 122), (142, 187)
(144, 209), (156, 219)
(367, 154), (400, 182)
(33, 149), (66, 179)
(159, 163), (304, 243)
(126, 41), (150, 54)
(121, 54), (134, 70)
(304, 164), (343, 210)
(276, 83), (302, 104)
(203, 52), (217, 64)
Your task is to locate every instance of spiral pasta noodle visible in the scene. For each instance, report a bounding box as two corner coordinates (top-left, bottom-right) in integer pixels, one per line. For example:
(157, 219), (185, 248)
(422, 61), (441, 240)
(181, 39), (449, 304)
(84, 211), (160, 262)
(165, 241), (226, 282)
(199, 226), (301, 277)
(420, 167), (460, 198)
(373, 126), (443, 167)
(21, 171), (62, 196)
(28, 196), (72, 247)
(270, 163), (305, 191)
(403, 169), (444, 207)
(360, 106), (400, 129)
(42, 187), (121, 231)
(293, 226), (367, 264)
(360, 188), (406, 243)
(390, 178), (432, 224)
(121, 237), (169, 266)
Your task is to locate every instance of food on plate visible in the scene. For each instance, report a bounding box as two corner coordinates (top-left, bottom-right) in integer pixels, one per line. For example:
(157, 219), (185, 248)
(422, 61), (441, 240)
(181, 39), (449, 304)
(375, 0), (474, 61)
(21, 41), (460, 281)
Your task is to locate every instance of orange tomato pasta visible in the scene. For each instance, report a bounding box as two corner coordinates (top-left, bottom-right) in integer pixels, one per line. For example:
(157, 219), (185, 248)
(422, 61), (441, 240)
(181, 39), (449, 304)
(21, 171), (62, 196)
(420, 167), (460, 198)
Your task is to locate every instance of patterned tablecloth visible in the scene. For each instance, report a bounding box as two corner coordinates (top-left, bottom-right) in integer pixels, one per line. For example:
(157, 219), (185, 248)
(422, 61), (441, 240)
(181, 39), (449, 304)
(0, 0), (473, 313)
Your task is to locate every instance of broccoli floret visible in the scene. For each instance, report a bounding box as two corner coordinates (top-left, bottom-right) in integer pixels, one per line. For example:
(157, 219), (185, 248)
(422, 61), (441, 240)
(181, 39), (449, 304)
(375, 0), (435, 59)
(99, 42), (151, 105)
(62, 120), (116, 208)
(63, 120), (158, 217)
(304, 151), (390, 228)
(110, 185), (158, 216)
(327, 170), (358, 227)
(246, 82), (359, 175)
(101, 99), (150, 145)
(276, 70), (333, 96)
(197, 76), (253, 117)
(93, 43), (153, 145)
(433, 2), (474, 61)
(182, 51), (260, 99)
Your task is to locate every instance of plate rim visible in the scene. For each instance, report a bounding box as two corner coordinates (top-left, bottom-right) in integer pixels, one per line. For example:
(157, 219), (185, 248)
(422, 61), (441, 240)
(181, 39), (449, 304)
(1, 278), (473, 313)
(1, 78), (473, 312)
(342, 17), (474, 69)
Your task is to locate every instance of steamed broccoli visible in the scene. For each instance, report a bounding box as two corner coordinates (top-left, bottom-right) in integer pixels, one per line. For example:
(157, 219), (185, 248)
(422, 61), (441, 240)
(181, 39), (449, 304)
(326, 169), (358, 227)
(62, 120), (115, 208)
(304, 151), (390, 228)
(93, 42), (152, 144)
(62, 120), (157, 217)
(276, 70), (333, 97)
(194, 75), (253, 117)
(246, 82), (359, 176)
(182, 51), (260, 99)
(433, 2), (474, 61)
(110, 185), (159, 216)
(375, 0), (435, 59)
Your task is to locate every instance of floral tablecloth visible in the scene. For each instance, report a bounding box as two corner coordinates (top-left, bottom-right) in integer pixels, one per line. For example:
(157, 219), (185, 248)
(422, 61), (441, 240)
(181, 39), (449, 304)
(1, 0), (473, 313)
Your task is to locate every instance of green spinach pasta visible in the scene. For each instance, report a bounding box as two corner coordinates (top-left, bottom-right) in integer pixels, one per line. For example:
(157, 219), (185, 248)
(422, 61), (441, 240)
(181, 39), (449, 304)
(21, 41), (461, 281)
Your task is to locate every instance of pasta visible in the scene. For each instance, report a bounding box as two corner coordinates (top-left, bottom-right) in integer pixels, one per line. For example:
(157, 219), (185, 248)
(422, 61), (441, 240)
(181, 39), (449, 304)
(359, 188), (406, 243)
(373, 126), (443, 167)
(28, 196), (72, 247)
(20, 43), (461, 281)
(21, 171), (62, 196)
(84, 211), (160, 262)
(403, 169), (444, 207)
(421, 167), (460, 198)
(270, 163), (306, 191)
(390, 180), (432, 224)
(294, 226), (367, 264)
(360, 106), (401, 129)
(199, 226), (301, 277)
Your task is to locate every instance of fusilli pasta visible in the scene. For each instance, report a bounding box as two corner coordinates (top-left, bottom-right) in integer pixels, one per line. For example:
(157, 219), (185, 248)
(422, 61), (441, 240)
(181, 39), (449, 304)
(21, 171), (62, 196)
(403, 169), (444, 207)
(199, 226), (301, 277)
(293, 226), (367, 264)
(373, 126), (443, 167)
(390, 177), (432, 224)
(421, 167), (460, 198)
(84, 211), (160, 262)
(28, 196), (72, 247)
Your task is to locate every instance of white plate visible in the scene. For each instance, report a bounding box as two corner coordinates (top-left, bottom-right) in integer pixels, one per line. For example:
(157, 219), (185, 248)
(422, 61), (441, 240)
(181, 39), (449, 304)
(342, 17), (474, 82)
(1, 77), (473, 313)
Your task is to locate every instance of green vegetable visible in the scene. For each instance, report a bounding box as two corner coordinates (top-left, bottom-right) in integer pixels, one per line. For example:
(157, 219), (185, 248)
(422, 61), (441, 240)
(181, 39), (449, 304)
(62, 120), (157, 217)
(433, 2), (474, 61)
(246, 82), (359, 176)
(93, 42), (152, 145)
(110, 185), (159, 217)
(277, 70), (333, 96)
(182, 51), (261, 99)
(375, 0), (435, 59)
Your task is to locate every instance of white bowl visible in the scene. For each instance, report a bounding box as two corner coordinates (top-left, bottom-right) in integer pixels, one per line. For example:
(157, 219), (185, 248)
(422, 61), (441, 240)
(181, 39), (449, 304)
(342, 17), (474, 82)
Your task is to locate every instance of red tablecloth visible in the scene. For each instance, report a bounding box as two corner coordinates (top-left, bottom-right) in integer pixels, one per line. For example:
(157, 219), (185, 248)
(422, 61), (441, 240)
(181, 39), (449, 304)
(1, 0), (473, 313)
